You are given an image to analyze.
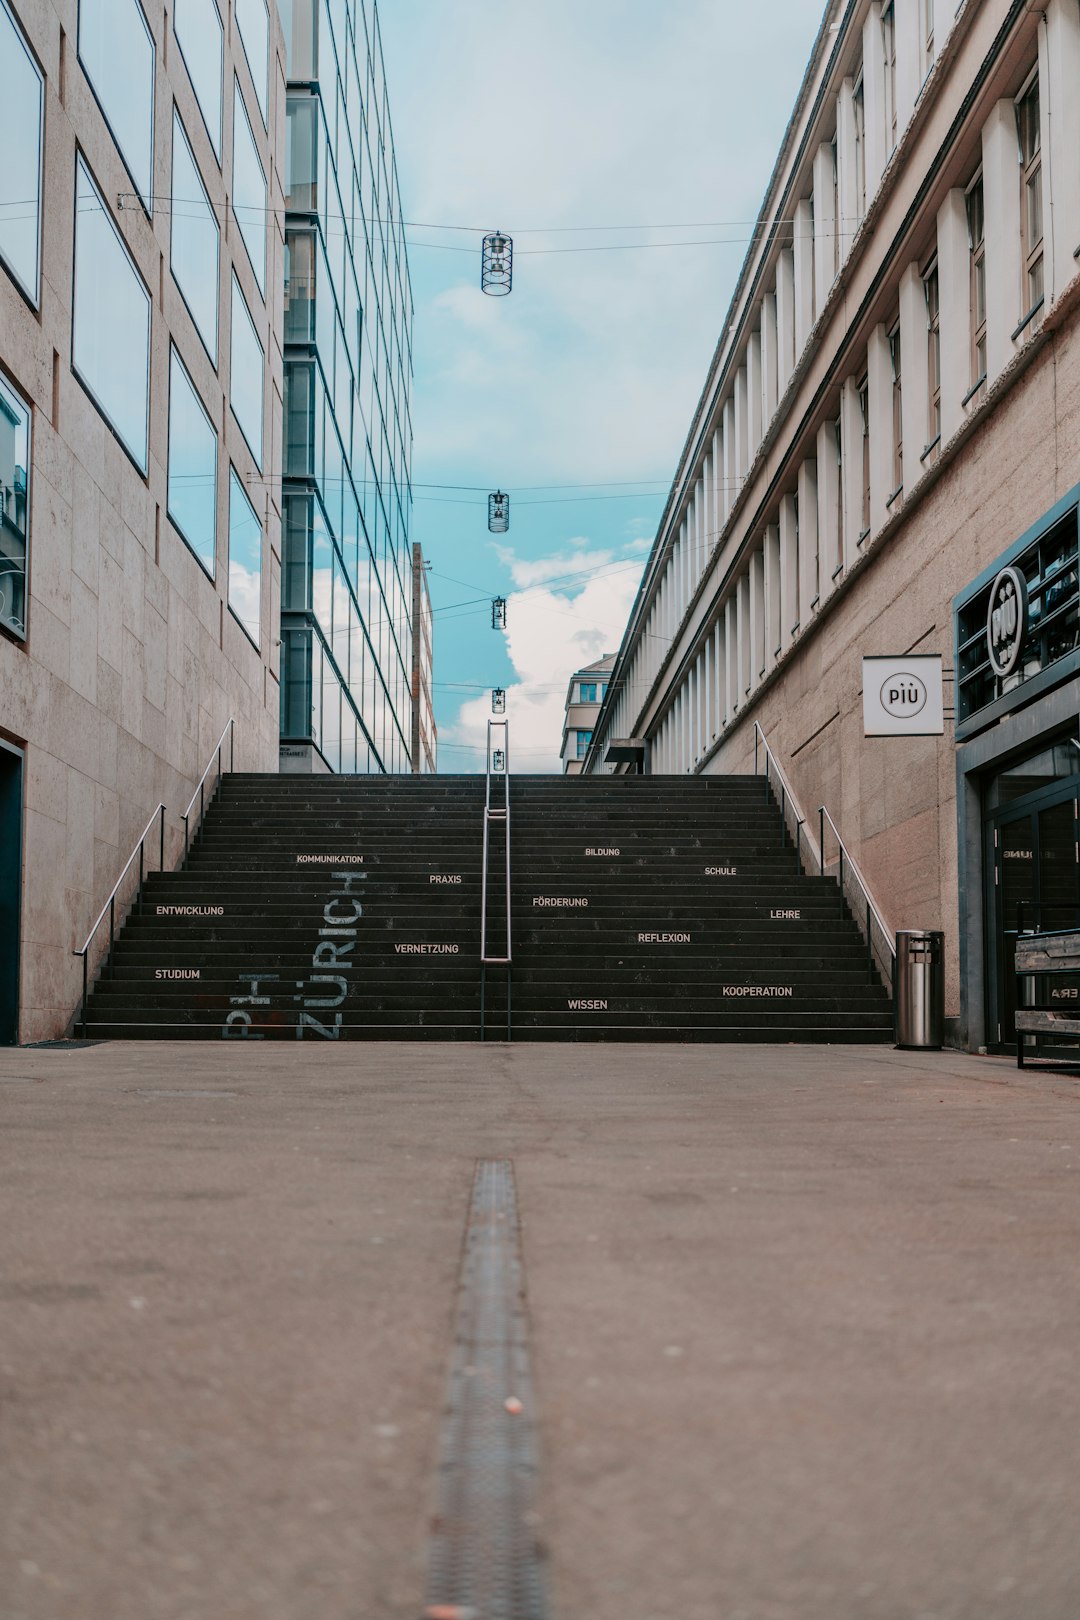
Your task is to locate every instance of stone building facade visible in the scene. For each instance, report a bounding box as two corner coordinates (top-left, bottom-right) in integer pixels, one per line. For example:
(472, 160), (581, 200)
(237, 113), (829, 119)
(585, 0), (1080, 1052)
(0, 0), (286, 1039)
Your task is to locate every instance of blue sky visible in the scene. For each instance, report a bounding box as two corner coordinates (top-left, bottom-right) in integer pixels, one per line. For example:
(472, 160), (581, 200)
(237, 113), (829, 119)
(378, 0), (826, 771)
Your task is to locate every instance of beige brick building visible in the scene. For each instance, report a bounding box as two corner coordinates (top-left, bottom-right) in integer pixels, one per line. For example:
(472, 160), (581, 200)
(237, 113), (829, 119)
(586, 0), (1080, 1053)
(0, 0), (286, 1040)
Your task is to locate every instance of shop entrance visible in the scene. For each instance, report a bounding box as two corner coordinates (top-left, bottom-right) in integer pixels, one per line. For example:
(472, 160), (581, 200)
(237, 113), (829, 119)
(984, 737), (1080, 1049)
(0, 743), (23, 1045)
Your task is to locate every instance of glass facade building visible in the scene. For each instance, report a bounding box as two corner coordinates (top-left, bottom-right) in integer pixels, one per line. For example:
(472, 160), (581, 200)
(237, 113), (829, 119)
(279, 0), (414, 773)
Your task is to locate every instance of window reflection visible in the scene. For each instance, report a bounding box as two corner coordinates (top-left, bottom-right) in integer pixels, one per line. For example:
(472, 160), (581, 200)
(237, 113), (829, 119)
(0, 0), (43, 303)
(78, 0), (155, 210)
(73, 156), (151, 472)
(232, 81), (266, 294)
(234, 0), (269, 125)
(229, 275), (264, 467)
(228, 468), (261, 646)
(171, 112), (219, 361)
(174, 0), (223, 158)
(0, 373), (30, 639)
(167, 347), (216, 576)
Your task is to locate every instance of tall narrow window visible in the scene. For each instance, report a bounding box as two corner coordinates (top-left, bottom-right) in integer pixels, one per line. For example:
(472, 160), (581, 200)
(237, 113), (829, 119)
(830, 416), (843, 578)
(77, 0), (155, 211)
(857, 374), (870, 538)
(234, 0), (269, 126)
(171, 111), (220, 362)
(830, 138), (840, 277)
(853, 75), (867, 223)
(0, 372), (31, 639)
(229, 273), (264, 467)
(174, 0), (223, 160)
(1017, 75), (1043, 317)
(966, 173), (986, 388)
(232, 80), (267, 296)
(0, 0), (44, 305)
(888, 323), (902, 496)
(72, 155), (152, 472)
(920, 0), (934, 78)
(882, 2), (898, 154)
(924, 258), (940, 450)
(167, 346), (217, 576)
(228, 467), (262, 647)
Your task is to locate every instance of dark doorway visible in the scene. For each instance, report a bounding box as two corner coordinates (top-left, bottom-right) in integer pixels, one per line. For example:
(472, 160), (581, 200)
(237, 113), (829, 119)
(984, 736), (1080, 1050)
(0, 743), (23, 1045)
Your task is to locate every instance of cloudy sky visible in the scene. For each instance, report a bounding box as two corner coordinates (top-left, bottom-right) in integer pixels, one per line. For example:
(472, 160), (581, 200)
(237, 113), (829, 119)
(378, 0), (825, 772)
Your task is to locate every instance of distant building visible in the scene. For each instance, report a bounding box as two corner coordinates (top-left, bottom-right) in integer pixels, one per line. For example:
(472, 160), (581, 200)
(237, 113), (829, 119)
(411, 544), (436, 773)
(561, 654), (615, 774)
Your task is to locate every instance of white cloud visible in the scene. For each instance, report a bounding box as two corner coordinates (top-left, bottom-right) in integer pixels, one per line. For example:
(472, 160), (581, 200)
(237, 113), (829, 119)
(439, 542), (645, 772)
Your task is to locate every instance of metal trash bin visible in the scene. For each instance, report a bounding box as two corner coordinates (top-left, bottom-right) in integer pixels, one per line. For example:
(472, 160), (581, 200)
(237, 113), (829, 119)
(894, 930), (945, 1049)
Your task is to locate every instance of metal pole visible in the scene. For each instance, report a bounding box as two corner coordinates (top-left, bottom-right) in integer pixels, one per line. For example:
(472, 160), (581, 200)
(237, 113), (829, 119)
(138, 844), (144, 915)
(480, 965), (486, 1042)
(780, 785), (786, 847)
(866, 900), (873, 982)
(819, 808), (825, 877)
(754, 727), (759, 775)
(230, 718), (235, 771)
(839, 845), (844, 907)
(109, 895), (115, 957)
(159, 804), (165, 871)
(81, 954), (88, 1040)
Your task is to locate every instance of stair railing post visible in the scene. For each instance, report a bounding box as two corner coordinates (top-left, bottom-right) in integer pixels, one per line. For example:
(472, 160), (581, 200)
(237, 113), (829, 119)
(819, 808), (825, 877)
(159, 803), (165, 871)
(754, 726), (759, 776)
(839, 843), (844, 906)
(230, 718), (235, 771)
(866, 899), (873, 982)
(138, 843), (144, 915)
(109, 894), (115, 957)
(780, 784), (786, 847)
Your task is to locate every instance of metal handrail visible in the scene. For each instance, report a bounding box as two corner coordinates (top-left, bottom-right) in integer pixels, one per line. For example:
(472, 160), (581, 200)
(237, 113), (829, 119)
(753, 721), (820, 873)
(73, 802), (166, 1036)
(753, 721), (895, 990)
(480, 717), (511, 966)
(182, 717), (235, 858)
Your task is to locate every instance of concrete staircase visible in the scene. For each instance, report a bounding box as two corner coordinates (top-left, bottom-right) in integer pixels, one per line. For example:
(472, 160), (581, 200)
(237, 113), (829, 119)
(82, 773), (893, 1043)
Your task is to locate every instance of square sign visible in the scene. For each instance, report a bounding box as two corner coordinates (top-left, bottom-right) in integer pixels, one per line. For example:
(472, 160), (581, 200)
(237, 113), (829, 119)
(862, 655), (944, 736)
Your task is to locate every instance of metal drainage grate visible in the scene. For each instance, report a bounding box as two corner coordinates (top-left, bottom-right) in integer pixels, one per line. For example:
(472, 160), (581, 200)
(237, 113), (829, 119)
(424, 1159), (550, 1620)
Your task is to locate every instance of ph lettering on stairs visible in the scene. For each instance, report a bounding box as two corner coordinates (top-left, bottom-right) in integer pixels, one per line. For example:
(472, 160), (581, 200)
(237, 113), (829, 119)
(533, 897), (588, 908)
(395, 943), (460, 955)
(155, 969), (201, 980)
(769, 909), (801, 920)
(156, 904), (224, 916)
(429, 875), (462, 885)
(704, 866), (737, 876)
(584, 848), (619, 856)
(637, 932), (691, 943)
(567, 998), (608, 1011)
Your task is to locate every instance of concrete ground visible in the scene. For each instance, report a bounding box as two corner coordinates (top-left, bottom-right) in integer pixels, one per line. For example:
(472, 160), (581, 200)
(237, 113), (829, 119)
(1, 1041), (1079, 1620)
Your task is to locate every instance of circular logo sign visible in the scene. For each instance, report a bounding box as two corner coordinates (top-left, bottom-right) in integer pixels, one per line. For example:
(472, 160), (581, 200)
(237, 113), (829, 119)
(879, 672), (927, 719)
(986, 566), (1028, 677)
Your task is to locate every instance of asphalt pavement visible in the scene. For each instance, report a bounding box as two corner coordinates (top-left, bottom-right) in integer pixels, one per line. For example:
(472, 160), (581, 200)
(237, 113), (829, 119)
(1, 1039), (1078, 1620)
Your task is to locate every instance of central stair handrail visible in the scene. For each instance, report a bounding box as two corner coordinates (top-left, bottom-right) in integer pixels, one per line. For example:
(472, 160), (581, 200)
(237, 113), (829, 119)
(481, 717), (511, 967)
(753, 721), (895, 991)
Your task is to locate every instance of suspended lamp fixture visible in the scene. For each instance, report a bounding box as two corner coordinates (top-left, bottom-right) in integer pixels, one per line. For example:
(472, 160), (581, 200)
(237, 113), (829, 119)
(481, 230), (513, 295)
(491, 597), (507, 630)
(488, 491), (510, 533)
(492, 688), (506, 713)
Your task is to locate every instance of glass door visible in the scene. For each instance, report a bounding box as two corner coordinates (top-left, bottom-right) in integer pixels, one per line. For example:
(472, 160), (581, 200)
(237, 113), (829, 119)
(984, 739), (1080, 1050)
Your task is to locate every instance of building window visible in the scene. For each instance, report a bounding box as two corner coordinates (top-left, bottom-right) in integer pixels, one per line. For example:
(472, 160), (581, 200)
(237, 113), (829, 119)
(924, 258), (940, 450)
(853, 74), (867, 224)
(229, 273), (264, 467)
(888, 323), (902, 496)
(174, 0), (223, 160)
(579, 682), (597, 702)
(170, 111), (219, 362)
(234, 0), (269, 126)
(72, 154), (151, 473)
(167, 346), (217, 576)
(576, 730), (592, 759)
(881, 2), (897, 154)
(77, 0), (155, 212)
(1017, 74), (1043, 318)
(0, 372), (30, 640)
(0, 0), (44, 305)
(829, 415), (843, 576)
(228, 467), (261, 647)
(857, 373), (870, 538)
(966, 173), (986, 389)
(830, 137), (840, 277)
(232, 80), (267, 296)
(921, 0), (934, 80)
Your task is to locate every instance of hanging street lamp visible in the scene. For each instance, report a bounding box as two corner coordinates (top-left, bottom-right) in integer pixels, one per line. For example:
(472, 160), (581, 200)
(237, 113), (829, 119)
(488, 491), (510, 533)
(481, 231), (513, 295)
